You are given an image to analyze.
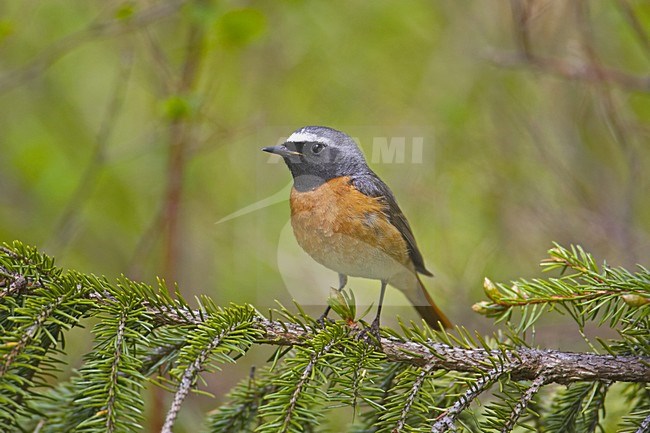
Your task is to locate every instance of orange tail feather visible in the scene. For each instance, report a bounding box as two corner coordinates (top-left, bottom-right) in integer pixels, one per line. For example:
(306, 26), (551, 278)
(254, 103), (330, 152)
(399, 274), (451, 330)
(413, 284), (451, 330)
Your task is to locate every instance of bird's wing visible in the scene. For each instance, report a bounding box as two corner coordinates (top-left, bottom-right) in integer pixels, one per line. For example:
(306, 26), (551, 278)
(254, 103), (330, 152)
(351, 174), (433, 276)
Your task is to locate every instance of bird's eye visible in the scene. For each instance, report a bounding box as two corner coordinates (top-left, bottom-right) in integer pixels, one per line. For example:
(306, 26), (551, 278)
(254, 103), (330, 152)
(311, 143), (325, 154)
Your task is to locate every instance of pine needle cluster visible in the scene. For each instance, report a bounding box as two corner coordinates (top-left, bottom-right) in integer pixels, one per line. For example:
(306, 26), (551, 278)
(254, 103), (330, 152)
(0, 241), (648, 432)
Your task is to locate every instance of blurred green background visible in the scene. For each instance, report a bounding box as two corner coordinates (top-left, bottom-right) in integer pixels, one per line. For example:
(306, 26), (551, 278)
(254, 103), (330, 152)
(1, 1), (648, 431)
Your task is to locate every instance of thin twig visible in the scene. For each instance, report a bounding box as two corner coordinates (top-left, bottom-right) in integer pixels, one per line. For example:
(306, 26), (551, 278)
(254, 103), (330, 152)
(141, 28), (175, 94)
(0, 0), (190, 93)
(490, 290), (621, 308)
(281, 339), (337, 433)
(509, 0), (533, 58)
(160, 325), (232, 433)
(636, 413), (650, 433)
(0, 291), (69, 375)
(484, 49), (650, 92)
(32, 420), (45, 433)
(574, 0), (640, 264)
(0, 271), (28, 298)
(162, 21), (206, 285)
(431, 367), (507, 432)
(155, 21), (206, 433)
(106, 311), (127, 433)
(502, 374), (548, 432)
(615, 0), (650, 59)
(394, 363), (436, 433)
(46, 47), (135, 254)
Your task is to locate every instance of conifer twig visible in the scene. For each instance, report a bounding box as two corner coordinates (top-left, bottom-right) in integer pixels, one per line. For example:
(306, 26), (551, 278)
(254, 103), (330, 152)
(502, 374), (548, 432)
(281, 339), (337, 433)
(394, 363), (436, 433)
(431, 366), (507, 432)
(636, 413), (650, 433)
(259, 319), (650, 384)
(161, 327), (233, 433)
(105, 311), (127, 433)
(5, 278), (648, 387)
(4, 278), (649, 385)
(0, 291), (67, 375)
(160, 314), (256, 433)
(1, 242), (649, 432)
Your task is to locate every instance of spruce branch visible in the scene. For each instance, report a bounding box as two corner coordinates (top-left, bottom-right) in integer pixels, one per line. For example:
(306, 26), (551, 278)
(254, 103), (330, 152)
(0, 291), (61, 376)
(502, 374), (548, 432)
(475, 244), (650, 333)
(2, 261), (648, 386)
(350, 362), (404, 433)
(72, 296), (149, 433)
(160, 331), (223, 433)
(2, 289), (649, 386)
(161, 306), (261, 433)
(544, 381), (610, 433)
(321, 334), (385, 420)
(637, 413), (650, 433)
(393, 363), (436, 433)
(105, 308), (128, 433)
(431, 367), (506, 432)
(0, 240), (650, 383)
(256, 326), (347, 433)
(1, 242), (649, 432)
(283, 340), (335, 431)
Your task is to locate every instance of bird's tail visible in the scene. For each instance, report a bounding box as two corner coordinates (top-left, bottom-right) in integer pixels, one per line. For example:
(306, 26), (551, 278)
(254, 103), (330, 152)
(393, 273), (451, 330)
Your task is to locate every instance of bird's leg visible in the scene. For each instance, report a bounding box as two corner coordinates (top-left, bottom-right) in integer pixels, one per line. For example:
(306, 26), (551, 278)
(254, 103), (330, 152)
(360, 280), (387, 344)
(317, 274), (348, 326)
(370, 280), (387, 335)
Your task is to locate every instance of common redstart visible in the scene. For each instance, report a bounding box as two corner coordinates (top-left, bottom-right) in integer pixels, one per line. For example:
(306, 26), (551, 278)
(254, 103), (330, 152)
(263, 126), (451, 333)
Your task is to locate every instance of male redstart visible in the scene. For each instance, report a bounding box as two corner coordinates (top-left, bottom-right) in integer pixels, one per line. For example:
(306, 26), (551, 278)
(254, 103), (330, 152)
(263, 126), (451, 333)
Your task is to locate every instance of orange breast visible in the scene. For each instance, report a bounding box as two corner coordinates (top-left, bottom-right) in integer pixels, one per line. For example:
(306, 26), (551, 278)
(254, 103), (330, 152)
(289, 176), (413, 280)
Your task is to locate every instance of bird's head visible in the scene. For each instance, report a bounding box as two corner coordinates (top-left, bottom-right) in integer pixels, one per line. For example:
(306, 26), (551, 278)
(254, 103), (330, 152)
(262, 126), (370, 191)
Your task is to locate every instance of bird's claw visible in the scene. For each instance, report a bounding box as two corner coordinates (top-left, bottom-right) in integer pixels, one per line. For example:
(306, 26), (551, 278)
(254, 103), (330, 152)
(316, 314), (334, 328)
(357, 320), (382, 347)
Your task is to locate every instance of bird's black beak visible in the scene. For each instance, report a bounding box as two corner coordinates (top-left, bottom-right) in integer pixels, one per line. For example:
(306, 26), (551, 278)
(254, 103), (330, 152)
(262, 144), (302, 158)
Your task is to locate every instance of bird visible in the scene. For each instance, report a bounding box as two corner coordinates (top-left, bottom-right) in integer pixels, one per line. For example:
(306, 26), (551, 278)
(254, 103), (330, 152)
(262, 126), (451, 335)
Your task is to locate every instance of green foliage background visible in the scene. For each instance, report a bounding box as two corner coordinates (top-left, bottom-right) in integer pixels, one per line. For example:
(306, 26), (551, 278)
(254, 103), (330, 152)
(0, 1), (648, 431)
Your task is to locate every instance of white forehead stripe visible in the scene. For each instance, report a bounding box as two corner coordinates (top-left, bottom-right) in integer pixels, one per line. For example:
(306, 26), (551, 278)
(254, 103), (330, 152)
(286, 131), (332, 146)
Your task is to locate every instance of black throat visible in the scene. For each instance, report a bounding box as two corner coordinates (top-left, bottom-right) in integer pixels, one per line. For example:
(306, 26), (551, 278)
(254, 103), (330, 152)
(290, 171), (329, 192)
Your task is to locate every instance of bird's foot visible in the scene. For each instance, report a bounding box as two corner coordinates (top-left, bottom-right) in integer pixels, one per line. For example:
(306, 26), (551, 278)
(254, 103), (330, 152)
(357, 319), (382, 347)
(316, 314), (334, 328)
